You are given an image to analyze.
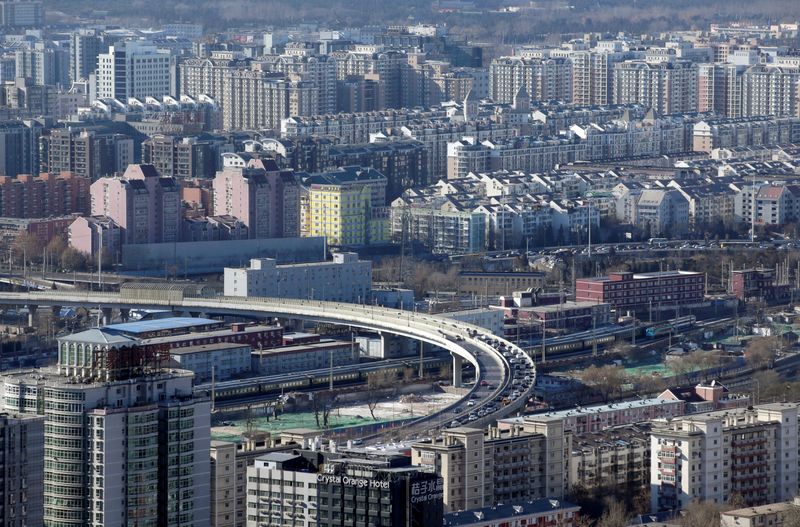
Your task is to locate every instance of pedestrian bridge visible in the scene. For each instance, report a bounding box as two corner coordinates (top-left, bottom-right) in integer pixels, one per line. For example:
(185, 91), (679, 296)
(0, 290), (536, 439)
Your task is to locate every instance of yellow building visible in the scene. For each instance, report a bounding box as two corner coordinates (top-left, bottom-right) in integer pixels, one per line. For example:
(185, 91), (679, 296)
(301, 166), (389, 246)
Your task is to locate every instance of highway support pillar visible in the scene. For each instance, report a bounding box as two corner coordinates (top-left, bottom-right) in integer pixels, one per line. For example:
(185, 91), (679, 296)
(101, 307), (113, 326)
(452, 353), (463, 388)
(26, 305), (37, 327)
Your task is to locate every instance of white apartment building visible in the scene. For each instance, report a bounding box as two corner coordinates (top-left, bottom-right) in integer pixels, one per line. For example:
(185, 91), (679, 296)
(224, 252), (372, 303)
(650, 403), (800, 512)
(411, 424), (568, 513)
(96, 41), (172, 101)
(612, 60), (698, 115)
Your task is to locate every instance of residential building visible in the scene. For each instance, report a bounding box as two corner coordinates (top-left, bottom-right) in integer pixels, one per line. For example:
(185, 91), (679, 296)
(222, 69), (317, 130)
(692, 117), (800, 152)
(489, 56), (573, 104)
(568, 424), (651, 494)
(96, 41), (172, 100)
(0, 119), (41, 177)
(68, 214), (122, 257)
(170, 342), (251, 382)
(720, 499), (800, 527)
(69, 29), (103, 82)
(612, 61), (697, 115)
(212, 157), (300, 238)
(180, 52), (250, 104)
(575, 271), (705, 312)
(444, 499), (581, 527)
(658, 381), (751, 414)
(88, 163), (181, 245)
(635, 189), (690, 236)
(0, 171), (90, 217)
(224, 252), (372, 303)
(300, 166), (389, 246)
(40, 128), (134, 179)
(391, 198), (486, 254)
(0, 412), (44, 527)
(734, 183), (800, 226)
(0, 341), (211, 526)
(740, 65), (800, 118)
(495, 297), (612, 333)
(650, 403), (800, 512)
(258, 48), (337, 114)
(411, 424), (568, 513)
(498, 398), (685, 435)
(142, 134), (221, 179)
(15, 42), (69, 86)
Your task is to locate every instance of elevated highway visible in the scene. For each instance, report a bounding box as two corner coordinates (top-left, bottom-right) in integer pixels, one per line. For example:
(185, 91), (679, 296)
(0, 291), (536, 440)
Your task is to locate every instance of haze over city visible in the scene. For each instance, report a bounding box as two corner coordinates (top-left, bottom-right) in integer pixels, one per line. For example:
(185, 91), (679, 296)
(0, 1), (800, 527)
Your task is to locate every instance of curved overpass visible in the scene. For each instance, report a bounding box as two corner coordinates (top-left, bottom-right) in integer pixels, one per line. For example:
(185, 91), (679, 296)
(0, 291), (536, 440)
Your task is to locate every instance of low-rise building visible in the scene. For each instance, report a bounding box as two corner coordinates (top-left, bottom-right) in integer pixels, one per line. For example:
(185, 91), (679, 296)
(224, 252), (372, 303)
(720, 498), (800, 527)
(498, 398), (685, 435)
(575, 271), (705, 312)
(251, 337), (357, 375)
(170, 342), (251, 382)
(729, 268), (792, 303)
(458, 271), (546, 298)
(444, 499), (581, 527)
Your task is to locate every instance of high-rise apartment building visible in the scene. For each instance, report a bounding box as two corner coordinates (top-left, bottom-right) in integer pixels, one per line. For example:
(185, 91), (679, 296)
(0, 119), (41, 177)
(0, 330), (211, 527)
(213, 157), (300, 238)
(96, 41), (171, 101)
(258, 46), (337, 115)
(697, 63), (743, 117)
(40, 128), (134, 179)
(142, 134), (220, 179)
(15, 42), (69, 86)
(489, 56), (573, 104)
(0, 412), (44, 527)
(612, 60), (698, 115)
(180, 52), (250, 104)
(411, 423), (568, 513)
(651, 403), (800, 512)
(222, 68), (317, 130)
(90, 163), (181, 245)
(300, 166), (389, 246)
(740, 65), (800, 118)
(69, 29), (104, 82)
(0, 171), (90, 217)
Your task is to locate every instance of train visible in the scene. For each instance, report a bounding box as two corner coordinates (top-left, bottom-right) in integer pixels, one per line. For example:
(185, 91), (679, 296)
(523, 325), (623, 356)
(195, 357), (449, 402)
(645, 315), (697, 338)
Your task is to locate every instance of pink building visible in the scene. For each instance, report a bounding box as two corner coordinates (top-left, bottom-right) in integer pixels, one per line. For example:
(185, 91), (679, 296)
(213, 155), (299, 239)
(68, 215), (122, 257)
(89, 164), (181, 245)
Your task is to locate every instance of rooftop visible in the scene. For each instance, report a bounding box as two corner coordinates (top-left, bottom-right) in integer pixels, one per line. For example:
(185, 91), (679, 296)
(444, 499), (580, 526)
(501, 397), (682, 424)
(103, 317), (221, 335)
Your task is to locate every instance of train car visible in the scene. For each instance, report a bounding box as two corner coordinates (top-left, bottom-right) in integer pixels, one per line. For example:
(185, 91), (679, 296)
(645, 315), (697, 338)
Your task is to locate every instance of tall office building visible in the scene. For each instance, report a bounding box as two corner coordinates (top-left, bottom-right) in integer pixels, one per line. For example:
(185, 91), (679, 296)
(70, 29), (104, 82)
(96, 41), (171, 101)
(90, 163), (181, 245)
(0, 329), (211, 527)
(0, 413), (44, 527)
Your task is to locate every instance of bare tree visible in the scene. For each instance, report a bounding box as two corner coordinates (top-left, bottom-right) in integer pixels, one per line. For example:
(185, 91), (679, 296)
(580, 365), (628, 402)
(597, 498), (631, 527)
(680, 500), (727, 527)
(365, 371), (393, 420)
(746, 336), (781, 368)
